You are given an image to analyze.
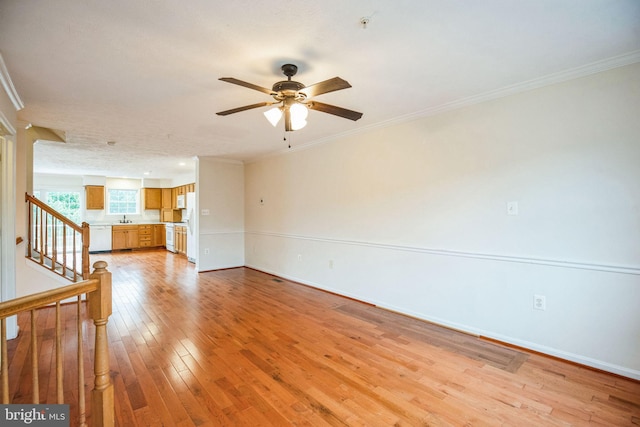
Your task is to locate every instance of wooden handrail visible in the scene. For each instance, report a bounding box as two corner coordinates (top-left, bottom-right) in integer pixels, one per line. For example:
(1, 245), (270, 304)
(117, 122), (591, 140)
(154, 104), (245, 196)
(0, 261), (114, 427)
(25, 193), (83, 233)
(0, 279), (98, 318)
(25, 192), (91, 281)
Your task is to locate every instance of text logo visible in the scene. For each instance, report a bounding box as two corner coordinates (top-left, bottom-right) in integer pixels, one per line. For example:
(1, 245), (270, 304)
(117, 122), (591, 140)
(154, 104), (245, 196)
(1, 405), (69, 426)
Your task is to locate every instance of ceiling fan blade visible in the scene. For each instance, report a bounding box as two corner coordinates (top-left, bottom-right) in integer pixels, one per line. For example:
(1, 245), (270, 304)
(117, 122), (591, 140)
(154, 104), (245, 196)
(299, 77), (352, 98)
(219, 77), (275, 95)
(307, 101), (363, 121)
(216, 102), (274, 116)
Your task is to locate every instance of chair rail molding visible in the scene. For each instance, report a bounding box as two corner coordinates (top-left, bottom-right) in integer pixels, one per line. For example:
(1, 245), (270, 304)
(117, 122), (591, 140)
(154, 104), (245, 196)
(245, 231), (640, 276)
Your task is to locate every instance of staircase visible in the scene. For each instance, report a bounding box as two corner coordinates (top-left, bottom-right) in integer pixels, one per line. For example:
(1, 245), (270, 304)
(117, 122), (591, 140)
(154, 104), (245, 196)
(25, 193), (90, 281)
(2, 194), (114, 426)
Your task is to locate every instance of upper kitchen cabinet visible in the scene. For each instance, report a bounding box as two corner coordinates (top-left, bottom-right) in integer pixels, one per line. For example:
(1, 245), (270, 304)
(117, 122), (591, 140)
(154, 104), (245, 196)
(173, 183), (195, 209)
(85, 185), (104, 210)
(161, 188), (172, 209)
(144, 188), (162, 210)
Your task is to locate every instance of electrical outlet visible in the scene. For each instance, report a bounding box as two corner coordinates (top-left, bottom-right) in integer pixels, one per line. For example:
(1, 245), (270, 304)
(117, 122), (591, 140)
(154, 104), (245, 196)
(204, 248), (210, 255)
(533, 294), (546, 311)
(507, 201), (519, 215)
(329, 260), (334, 269)
(297, 254), (302, 261)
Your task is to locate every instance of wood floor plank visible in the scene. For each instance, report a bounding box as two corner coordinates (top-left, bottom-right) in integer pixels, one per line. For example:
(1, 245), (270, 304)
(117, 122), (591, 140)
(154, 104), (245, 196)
(5, 249), (639, 426)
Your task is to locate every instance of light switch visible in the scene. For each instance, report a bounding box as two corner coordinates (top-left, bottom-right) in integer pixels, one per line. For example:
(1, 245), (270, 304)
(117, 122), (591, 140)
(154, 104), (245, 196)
(201, 209), (210, 216)
(507, 201), (519, 216)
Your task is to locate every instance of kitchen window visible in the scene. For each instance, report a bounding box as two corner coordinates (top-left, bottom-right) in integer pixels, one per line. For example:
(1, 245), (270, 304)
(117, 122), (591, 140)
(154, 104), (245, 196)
(107, 189), (139, 215)
(34, 190), (82, 224)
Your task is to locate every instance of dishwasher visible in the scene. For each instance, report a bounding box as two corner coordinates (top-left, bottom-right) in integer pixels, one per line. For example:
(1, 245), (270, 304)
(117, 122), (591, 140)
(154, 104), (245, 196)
(89, 225), (112, 253)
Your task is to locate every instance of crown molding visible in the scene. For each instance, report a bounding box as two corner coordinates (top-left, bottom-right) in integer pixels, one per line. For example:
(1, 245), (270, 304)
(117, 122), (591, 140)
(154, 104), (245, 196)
(0, 52), (24, 111)
(249, 50), (640, 163)
(0, 110), (16, 136)
(399, 49), (640, 123)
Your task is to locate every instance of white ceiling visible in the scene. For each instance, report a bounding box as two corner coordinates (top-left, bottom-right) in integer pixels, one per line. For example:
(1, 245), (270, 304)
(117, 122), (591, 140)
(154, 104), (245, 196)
(1, 0), (639, 179)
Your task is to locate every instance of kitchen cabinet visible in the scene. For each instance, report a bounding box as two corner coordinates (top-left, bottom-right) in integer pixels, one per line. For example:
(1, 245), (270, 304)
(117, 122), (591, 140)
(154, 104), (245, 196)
(161, 188), (172, 209)
(151, 224), (166, 247)
(171, 188), (178, 209)
(161, 209), (181, 222)
(138, 225), (152, 247)
(170, 183), (196, 209)
(85, 186), (104, 210)
(113, 224), (165, 250)
(112, 225), (139, 250)
(175, 225), (187, 255)
(144, 188), (162, 210)
(153, 224), (165, 247)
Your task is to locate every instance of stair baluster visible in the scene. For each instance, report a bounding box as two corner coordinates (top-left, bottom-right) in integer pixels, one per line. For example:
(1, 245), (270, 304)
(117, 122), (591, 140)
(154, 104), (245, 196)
(25, 193), (90, 282)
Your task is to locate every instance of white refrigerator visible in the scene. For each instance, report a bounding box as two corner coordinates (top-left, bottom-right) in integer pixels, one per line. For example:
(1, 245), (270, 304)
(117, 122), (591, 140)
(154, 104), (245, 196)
(186, 192), (197, 263)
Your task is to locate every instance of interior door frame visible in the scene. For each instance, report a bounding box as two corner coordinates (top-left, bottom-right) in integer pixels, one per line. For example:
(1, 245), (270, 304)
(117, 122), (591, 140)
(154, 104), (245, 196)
(0, 118), (18, 338)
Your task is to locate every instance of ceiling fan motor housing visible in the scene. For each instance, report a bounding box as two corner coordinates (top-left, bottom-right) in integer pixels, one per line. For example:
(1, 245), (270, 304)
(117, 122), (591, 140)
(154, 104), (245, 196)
(272, 80), (306, 101)
(271, 64), (307, 101)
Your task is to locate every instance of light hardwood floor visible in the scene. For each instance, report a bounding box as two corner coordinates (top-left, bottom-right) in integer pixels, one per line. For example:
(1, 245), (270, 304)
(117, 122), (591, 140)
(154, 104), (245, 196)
(7, 249), (640, 426)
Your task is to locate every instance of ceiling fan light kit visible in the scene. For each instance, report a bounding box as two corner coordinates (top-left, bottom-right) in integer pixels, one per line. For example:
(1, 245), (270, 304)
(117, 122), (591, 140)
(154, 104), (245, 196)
(217, 64), (362, 132)
(263, 107), (283, 127)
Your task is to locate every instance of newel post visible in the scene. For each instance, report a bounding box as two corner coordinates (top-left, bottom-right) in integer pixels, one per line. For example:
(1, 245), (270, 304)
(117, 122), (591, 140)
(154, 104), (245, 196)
(82, 222), (91, 279)
(88, 261), (114, 427)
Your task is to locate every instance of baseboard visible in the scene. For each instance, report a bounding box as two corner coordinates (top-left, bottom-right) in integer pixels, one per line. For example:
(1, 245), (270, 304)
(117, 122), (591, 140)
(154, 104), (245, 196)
(243, 263), (640, 381)
(480, 335), (640, 383)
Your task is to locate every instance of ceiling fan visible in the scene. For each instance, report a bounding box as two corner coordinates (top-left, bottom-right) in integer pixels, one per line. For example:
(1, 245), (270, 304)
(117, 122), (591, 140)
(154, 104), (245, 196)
(216, 64), (363, 131)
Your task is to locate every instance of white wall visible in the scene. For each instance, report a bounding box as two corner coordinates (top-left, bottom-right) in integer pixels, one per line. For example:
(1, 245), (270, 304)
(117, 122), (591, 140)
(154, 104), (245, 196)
(244, 63), (640, 379)
(170, 171), (196, 188)
(0, 69), (19, 338)
(196, 157), (244, 271)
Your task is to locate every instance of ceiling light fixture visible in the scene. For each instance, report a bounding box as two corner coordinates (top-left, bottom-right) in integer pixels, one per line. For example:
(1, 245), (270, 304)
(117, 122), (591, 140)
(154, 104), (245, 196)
(218, 63), (362, 132)
(289, 102), (308, 130)
(263, 101), (308, 130)
(263, 107), (283, 127)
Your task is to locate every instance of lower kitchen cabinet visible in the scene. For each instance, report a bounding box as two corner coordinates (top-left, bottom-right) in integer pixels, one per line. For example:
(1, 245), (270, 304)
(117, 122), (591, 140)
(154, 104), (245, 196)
(112, 224), (166, 250)
(138, 225), (152, 248)
(153, 224), (165, 247)
(112, 225), (139, 250)
(175, 225), (187, 255)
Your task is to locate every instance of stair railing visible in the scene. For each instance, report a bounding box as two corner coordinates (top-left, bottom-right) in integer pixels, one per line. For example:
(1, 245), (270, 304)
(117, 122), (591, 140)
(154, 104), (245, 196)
(0, 261), (114, 427)
(25, 193), (90, 280)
